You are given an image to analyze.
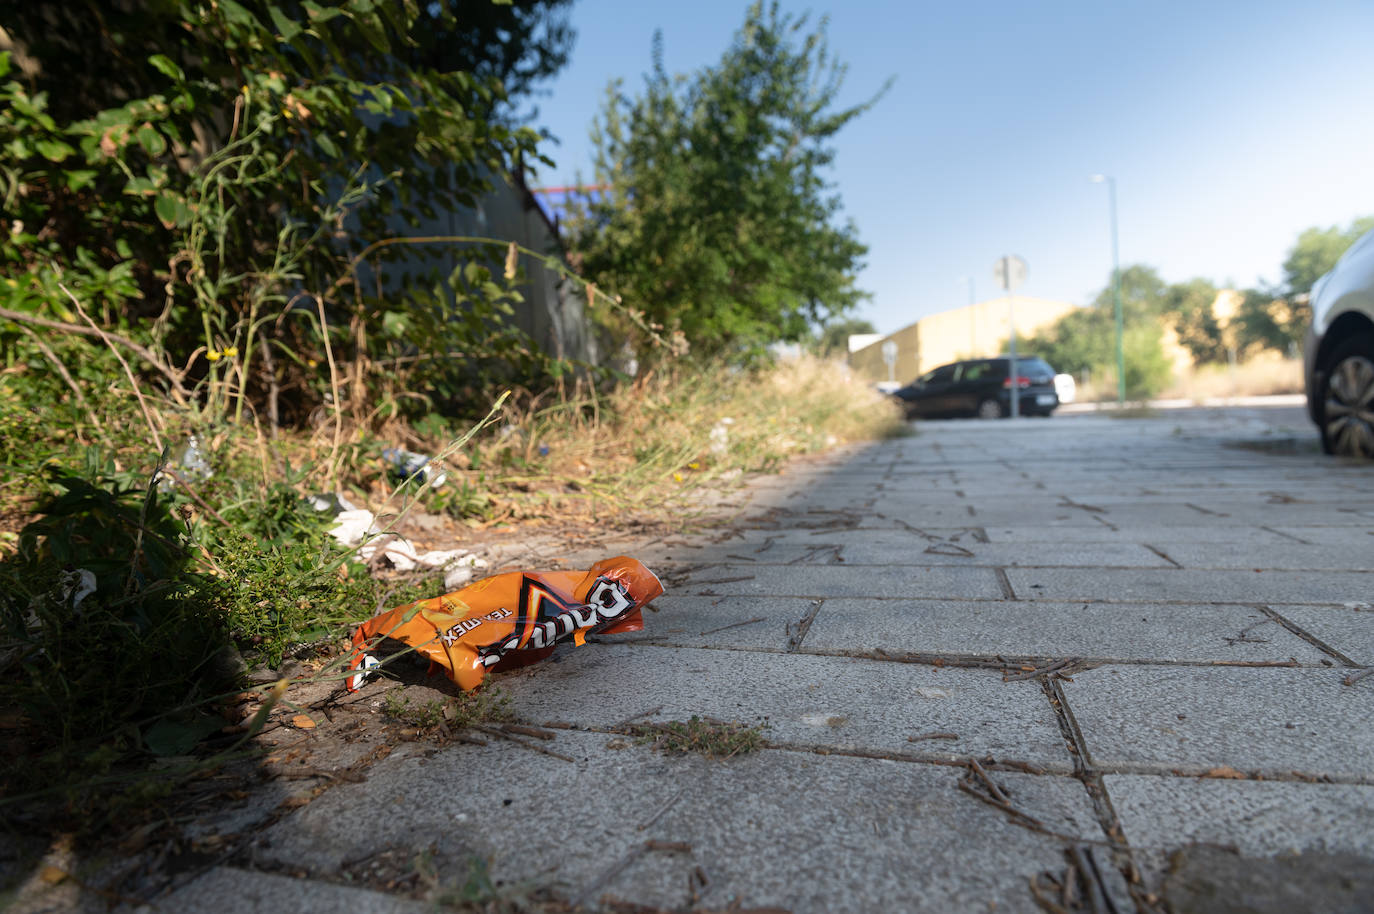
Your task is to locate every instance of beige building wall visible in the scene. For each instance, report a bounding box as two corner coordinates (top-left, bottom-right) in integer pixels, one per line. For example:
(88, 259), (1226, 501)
(851, 296), (1081, 384)
(850, 323), (920, 384)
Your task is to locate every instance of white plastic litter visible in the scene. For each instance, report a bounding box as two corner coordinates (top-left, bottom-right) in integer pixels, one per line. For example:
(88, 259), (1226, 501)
(328, 509), (378, 548)
(326, 508), (488, 584)
(60, 568), (97, 609)
(709, 417), (734, 457)
(305, 493), (358, 515)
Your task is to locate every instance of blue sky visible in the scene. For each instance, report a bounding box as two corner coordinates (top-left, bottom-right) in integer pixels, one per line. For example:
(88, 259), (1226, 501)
(530, 0), (1374, 335)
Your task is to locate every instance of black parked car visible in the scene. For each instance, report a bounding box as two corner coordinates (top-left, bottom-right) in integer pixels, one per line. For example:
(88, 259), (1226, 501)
(893, 356), (1060, 419)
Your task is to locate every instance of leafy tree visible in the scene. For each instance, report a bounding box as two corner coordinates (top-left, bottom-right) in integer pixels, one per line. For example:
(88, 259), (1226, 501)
(1164, 278), (1225, 364)
(1091, 264), (1169, 320)
(0, 0), (574, 424)
(1282, 216), (1374, 297)
(565, 2), (889, 360)
(1231, 287), (1300, 357)
(404, 0), (575, 124)
(1020, 264), (1172, 398)
(813, 317), (877, 356)
(1227, 216), (1373, 356)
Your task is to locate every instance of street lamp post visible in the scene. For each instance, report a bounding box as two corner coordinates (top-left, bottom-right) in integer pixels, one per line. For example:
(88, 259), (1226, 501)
(1091, 174), (1126, 407)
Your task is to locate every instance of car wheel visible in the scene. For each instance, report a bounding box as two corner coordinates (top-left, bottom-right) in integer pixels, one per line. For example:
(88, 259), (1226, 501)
(976, 398), (1004, 420)
(1320, 335), (1374, 457)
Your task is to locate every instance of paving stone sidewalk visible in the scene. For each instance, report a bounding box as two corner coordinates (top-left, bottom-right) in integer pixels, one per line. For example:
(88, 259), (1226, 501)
(15, 407), (1374, 913)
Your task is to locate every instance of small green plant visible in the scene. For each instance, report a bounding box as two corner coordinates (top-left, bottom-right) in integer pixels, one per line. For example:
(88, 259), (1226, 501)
(0, 451), (233, 807)
(628, 716), (769, 759)
(382, 686), (513, 733)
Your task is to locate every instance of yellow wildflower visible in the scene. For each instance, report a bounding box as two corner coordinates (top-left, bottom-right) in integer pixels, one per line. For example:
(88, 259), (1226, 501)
(206, 350), (222, 362)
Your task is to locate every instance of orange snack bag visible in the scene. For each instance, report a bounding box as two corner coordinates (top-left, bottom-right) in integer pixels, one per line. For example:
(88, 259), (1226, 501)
(346, 556), (663, 692)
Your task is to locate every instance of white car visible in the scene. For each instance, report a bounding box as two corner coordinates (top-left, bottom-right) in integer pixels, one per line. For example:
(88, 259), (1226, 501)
(1304, 228), (1374, 457)
(1053, 373), (1076, 405)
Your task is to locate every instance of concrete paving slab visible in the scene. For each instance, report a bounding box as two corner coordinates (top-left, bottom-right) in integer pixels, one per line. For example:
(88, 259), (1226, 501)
(979, 524), (1296, 545)
(1062, 666), (1373, 778)
(1104, 774), (1374, 885)
(1181, 504), (1374, 525)
(1004, 566), (1374, 606)
(1272, 606), (1374, 665)
(149, 866), (432, 913)
(256, 731), (1103, 913)
(603, 595), (810, 651)
(496, 644), (1073, 766)
(717, 525), (987, 547)
(1149, 542), (1374, 571)
(676, 562), (1006, 599)
(904, 501), (1255, 528)
(837, 541), (1171, 567)
(802, 599), (1330, 665)
(1269, 525), (1374, 546)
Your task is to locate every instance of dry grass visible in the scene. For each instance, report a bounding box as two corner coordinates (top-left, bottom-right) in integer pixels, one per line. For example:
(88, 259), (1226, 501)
(393, 354), (909, 527)
(1071, 354), (1303, 405)
(1159, 354), (1303, 401)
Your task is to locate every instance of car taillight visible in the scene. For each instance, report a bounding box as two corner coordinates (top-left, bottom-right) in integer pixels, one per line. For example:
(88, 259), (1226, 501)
(1002, 377), (1031, 389)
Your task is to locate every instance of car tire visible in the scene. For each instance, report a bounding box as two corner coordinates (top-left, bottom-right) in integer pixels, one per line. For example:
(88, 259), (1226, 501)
(976, 398), (1004, 420)
(1319, 335), (1374, 457)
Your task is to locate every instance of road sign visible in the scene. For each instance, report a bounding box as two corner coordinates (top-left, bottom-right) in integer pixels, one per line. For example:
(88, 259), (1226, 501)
(993, 255), (1027, 292)
(881, 340), (897, 366)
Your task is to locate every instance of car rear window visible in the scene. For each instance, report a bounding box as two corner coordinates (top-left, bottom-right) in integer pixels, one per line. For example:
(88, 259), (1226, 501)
(1016, 358), (1055, 378)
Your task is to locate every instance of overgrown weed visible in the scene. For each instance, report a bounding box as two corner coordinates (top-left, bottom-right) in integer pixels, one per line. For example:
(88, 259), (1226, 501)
(382, 686), (514, 735)
(404, 355), (907, 524)
(628, 716), (770, 758)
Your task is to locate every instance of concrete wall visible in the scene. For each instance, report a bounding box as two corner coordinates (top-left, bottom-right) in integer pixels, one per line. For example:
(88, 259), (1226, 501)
(851, 296), (1081, 384)
(851, 323), (920, 384)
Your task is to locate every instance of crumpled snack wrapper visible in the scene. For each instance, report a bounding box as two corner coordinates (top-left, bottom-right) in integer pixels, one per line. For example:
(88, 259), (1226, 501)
(347, 556), (664, 692)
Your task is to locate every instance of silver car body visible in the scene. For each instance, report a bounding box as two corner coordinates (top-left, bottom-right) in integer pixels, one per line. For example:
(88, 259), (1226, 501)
(1304, 228), (1374, 455)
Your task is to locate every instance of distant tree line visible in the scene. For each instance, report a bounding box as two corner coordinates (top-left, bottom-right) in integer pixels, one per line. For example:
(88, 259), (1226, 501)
(1020, 217), (1374, 399)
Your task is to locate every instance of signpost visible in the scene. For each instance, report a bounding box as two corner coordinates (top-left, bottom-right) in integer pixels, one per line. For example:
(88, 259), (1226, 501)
(993, 255), (1027, 418)
(881, 340), (898, 383)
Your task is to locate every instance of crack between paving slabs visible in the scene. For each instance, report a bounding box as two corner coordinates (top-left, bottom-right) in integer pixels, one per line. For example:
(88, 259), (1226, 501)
(596, 643), (1315, 687)
(1255, 605), (1361, 667)
(1040, 676), (1157, 912)
(1142, 545), (1181, 568)
(995, 567), (1016, 599)
(785, 599), (824, 651)
(1259, 524), (1312, 544)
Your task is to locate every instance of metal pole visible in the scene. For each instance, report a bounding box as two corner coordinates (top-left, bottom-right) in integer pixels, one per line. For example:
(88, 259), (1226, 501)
(968, 276), (976, 356)
(1107, 177), (1125, 407)
(1005, 258), (1020, 418)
